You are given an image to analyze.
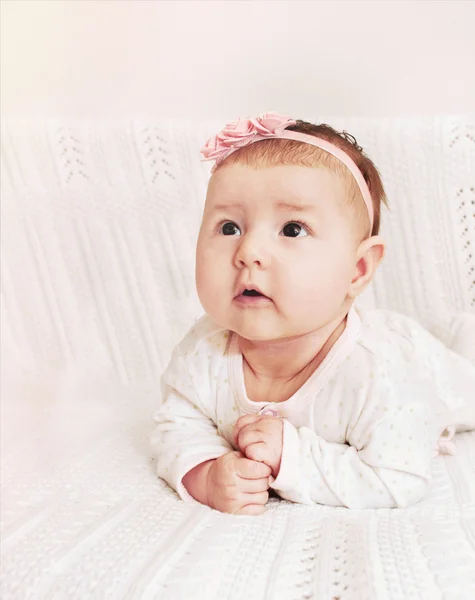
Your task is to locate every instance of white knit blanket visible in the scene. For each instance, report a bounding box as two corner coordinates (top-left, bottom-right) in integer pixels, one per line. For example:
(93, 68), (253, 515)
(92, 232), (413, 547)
(1, 118), (475, 599)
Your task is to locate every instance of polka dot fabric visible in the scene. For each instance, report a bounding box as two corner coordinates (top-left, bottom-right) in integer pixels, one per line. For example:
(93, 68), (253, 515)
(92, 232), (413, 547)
(151, 306), (475, 509)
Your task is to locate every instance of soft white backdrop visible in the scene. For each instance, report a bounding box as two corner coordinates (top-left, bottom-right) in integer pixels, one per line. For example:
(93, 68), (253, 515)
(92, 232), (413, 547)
(1, 0), (475, 119)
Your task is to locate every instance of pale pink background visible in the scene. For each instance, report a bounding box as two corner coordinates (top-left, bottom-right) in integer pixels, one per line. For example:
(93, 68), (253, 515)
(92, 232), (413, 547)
(1, 0), (474, 119)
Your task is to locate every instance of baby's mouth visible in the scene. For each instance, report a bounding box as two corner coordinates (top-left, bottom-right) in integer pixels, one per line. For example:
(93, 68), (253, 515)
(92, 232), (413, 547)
(235, 287), (272, 303)
(234, 283), (271, 302)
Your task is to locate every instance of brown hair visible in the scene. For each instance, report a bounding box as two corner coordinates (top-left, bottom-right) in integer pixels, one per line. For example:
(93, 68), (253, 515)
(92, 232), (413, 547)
(217, 120), (388, 238)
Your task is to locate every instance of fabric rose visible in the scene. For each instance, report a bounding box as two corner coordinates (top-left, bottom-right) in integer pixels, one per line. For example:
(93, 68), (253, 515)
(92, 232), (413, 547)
(201, 112), (296, 164)
(250, 112), (296, 136)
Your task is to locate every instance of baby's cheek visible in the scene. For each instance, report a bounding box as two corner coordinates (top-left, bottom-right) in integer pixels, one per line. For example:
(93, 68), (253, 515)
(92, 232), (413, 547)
(196, 261), (217, 299)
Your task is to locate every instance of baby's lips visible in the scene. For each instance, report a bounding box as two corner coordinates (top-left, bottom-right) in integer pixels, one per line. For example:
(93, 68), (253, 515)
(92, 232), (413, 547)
(235, 283), (270, 298)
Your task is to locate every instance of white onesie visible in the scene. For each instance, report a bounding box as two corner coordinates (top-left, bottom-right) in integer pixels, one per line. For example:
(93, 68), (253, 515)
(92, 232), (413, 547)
(150, 307), (475, 509)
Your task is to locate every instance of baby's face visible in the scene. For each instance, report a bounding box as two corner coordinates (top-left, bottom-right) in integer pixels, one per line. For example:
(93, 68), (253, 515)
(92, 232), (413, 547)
(196, 163), (360, 341)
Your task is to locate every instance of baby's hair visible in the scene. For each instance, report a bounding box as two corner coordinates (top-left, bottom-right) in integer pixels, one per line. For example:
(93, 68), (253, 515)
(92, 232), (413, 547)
(217, 120), (388, 238)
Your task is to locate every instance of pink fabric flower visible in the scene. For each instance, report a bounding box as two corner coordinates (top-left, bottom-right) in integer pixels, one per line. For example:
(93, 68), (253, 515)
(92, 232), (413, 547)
(201, 112), (296, 163)
(249, 113), (296, 136)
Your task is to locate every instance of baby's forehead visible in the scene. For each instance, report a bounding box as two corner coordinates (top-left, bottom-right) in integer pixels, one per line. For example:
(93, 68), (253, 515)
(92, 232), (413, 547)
(207, 163), (347, 203)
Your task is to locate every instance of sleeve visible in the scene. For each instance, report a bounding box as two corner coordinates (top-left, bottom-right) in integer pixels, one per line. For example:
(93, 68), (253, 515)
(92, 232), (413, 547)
(448, 312), (475, 365)
(270, 400), (438, 509)
(150, 349), (232, 503)
(430, 328), (475, 425)
(409, 315), (475, 430)
(270, 314), (475, 509)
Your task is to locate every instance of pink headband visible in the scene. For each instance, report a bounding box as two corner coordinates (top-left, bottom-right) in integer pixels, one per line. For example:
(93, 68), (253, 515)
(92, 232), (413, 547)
(200, 112), (374, 231)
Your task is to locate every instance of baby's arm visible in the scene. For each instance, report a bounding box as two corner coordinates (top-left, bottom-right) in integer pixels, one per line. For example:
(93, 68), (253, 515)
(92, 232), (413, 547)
(266, 319), (475, 509)
(182, 459), (214, 505)
(235, 402), (437, 509)
(151, 353), (270, 513)
(151, 377), (231, 501)
(271, 406), (435, 509)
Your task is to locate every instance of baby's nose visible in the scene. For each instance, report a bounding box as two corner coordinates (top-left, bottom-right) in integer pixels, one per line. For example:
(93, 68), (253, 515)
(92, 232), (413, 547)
(234, 233), (270, 269)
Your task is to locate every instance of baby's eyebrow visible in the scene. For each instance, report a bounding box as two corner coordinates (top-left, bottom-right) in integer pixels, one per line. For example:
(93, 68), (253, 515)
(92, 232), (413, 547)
(275, 201), (317, 212)
(211, 203), (241, 212)
(211, 201), (317, 212)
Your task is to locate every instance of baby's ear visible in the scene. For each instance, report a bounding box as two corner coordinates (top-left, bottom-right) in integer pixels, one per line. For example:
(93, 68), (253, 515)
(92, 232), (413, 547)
(348, 235), (385, 298)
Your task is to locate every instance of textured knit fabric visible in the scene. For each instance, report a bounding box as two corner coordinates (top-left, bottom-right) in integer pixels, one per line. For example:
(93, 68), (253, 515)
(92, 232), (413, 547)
(2, 118), (475, 599)
(2, 386), (475, 600)
(151, 306), (475, 509)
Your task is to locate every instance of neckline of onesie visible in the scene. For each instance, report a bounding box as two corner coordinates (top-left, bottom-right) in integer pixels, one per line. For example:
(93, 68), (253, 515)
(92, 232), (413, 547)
(227, 305), (362, 416)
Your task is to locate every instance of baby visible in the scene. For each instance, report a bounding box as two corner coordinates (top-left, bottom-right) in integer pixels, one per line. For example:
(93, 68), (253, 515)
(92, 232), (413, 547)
(151, 112), (475, 515)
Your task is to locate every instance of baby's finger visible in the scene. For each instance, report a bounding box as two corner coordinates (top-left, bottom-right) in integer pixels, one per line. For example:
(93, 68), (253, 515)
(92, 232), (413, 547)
(235, 491), (269, 513)
(232, 414), (261, 446)
(244, 442), (269, 463)
(237, 456), (272, 479)
(236, 414), (262, 429)
(239, 476), (270, 494)
(237, 428), (265, 452)
(246, 490), (269, 506)
(233, 415), (261, 448)
(235, 504), (266, 516)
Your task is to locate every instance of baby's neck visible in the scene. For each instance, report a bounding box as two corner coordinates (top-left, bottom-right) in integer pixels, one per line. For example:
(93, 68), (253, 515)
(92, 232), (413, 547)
(237, 313), (348, 385)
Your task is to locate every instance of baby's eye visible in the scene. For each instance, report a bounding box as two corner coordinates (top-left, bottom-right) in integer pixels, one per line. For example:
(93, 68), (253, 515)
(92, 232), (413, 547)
(220, 221), (241, 236)
(281, 222), (308, 238)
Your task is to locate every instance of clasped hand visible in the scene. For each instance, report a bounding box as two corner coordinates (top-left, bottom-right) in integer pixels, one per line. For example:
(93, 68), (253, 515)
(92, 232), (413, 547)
(233, 414), (284, 478)
(199, 415), (284, 515)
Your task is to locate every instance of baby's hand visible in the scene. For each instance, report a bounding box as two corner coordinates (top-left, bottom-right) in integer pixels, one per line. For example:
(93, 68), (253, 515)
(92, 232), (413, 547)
(233, 415), (284, 478)
(207, 451), (271, 515)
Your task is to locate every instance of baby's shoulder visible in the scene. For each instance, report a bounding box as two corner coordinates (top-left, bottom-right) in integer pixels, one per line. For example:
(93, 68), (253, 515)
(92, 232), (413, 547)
(161, 315), (230, 401)
(356, 308), (441, 361)
(171, 314), (230, 366)
(336, 309), (444, 389)
(334, 310), (446, 419)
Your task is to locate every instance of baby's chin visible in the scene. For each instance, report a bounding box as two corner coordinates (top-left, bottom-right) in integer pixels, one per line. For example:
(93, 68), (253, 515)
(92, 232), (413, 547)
(204, 301), (317, 342)
(218, 316), (302, 344)
(235, 330), (282, 343)
(234, 328), (318, 347)
(204, 312), (276, 341)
